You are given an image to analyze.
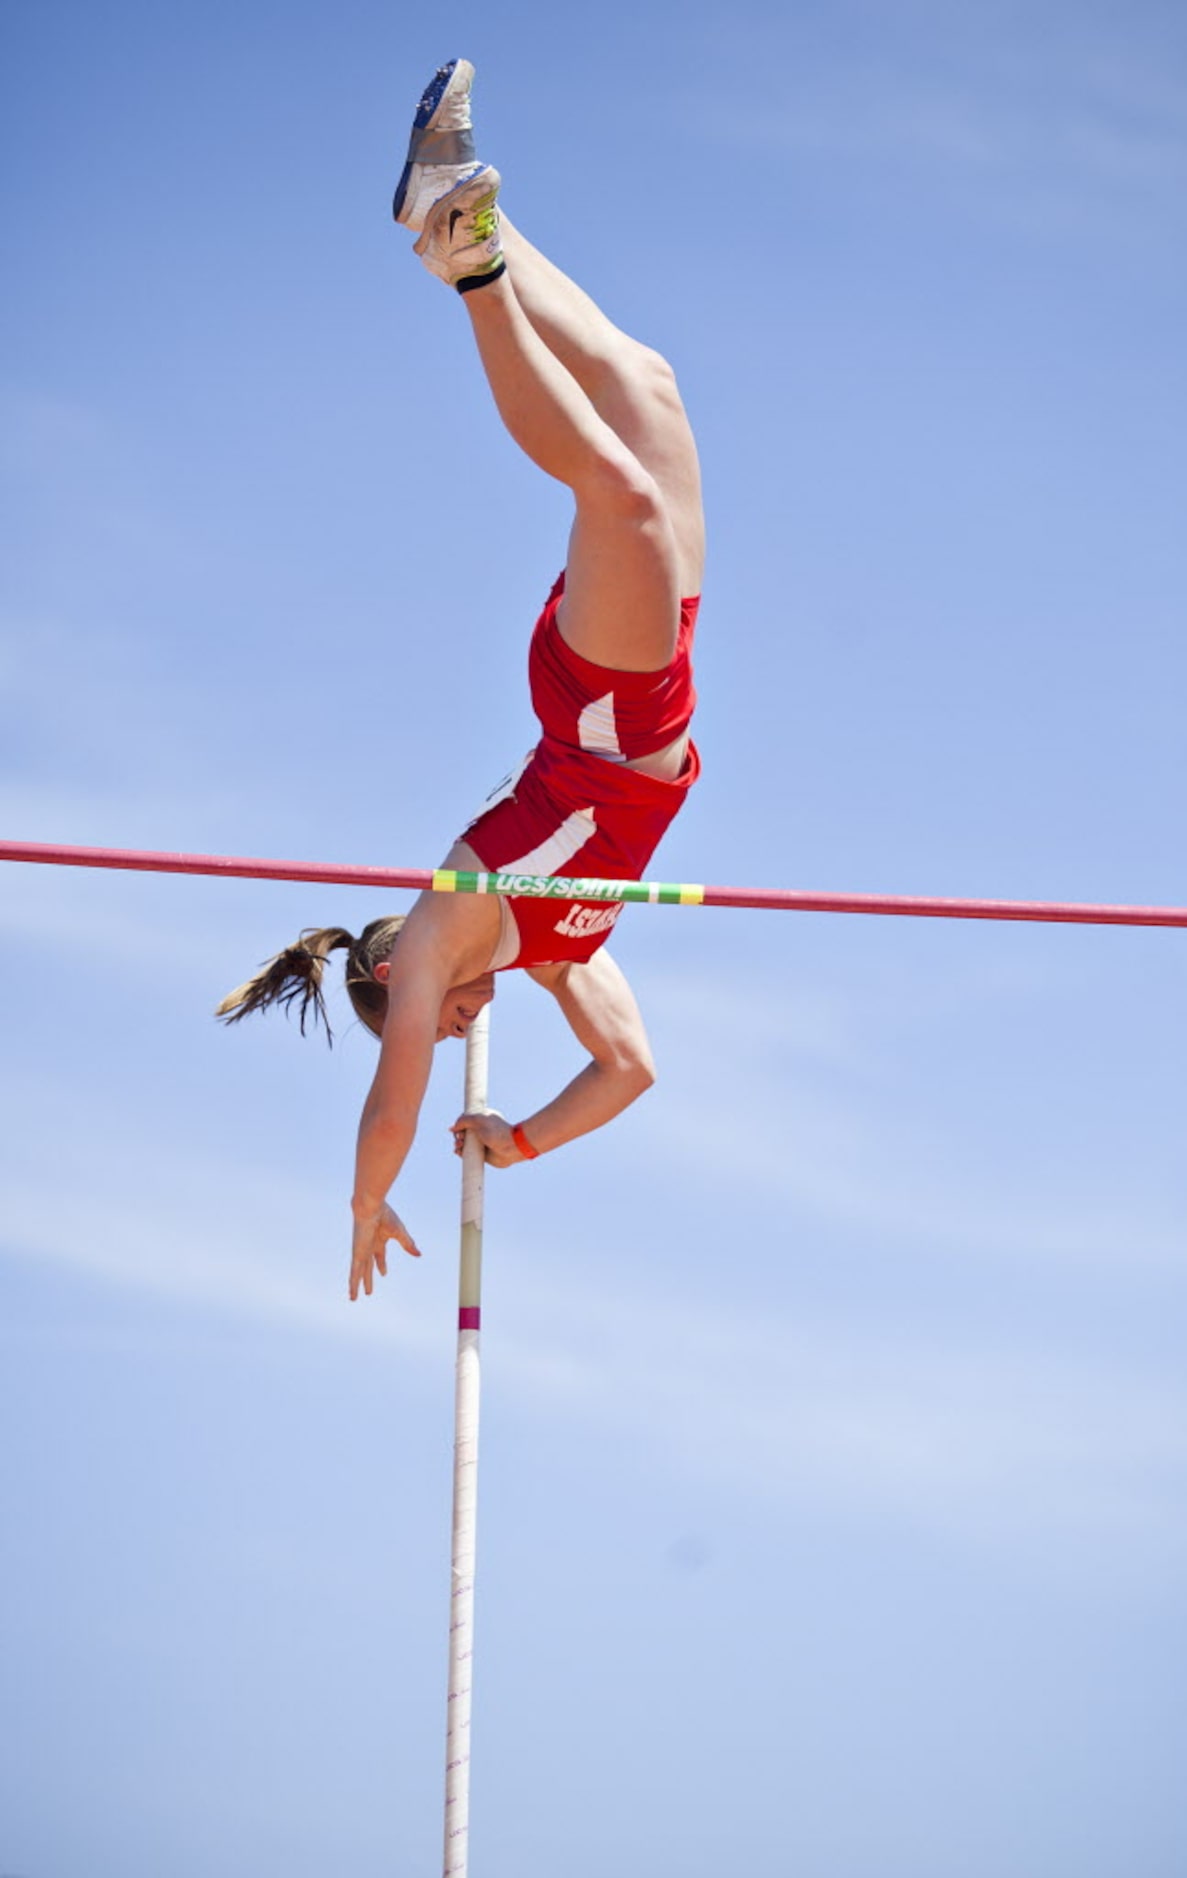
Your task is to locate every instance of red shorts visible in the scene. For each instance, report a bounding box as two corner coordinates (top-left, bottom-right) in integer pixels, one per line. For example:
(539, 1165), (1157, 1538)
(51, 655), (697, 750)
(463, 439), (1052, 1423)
(462, 574), (701, 971)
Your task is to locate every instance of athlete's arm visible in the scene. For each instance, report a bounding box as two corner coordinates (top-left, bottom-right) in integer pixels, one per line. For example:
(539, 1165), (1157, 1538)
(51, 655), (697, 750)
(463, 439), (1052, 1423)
(452, 948), (655, 1167)
(350, 886), (498, 1300)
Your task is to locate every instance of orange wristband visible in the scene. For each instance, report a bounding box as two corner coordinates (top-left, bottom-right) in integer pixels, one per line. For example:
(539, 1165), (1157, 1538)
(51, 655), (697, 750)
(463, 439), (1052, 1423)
(511, 1123), (539, 1161)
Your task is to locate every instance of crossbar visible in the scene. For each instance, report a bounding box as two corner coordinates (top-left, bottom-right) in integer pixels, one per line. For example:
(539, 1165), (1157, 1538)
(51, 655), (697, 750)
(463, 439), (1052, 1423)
(1, 837), (1184, 929)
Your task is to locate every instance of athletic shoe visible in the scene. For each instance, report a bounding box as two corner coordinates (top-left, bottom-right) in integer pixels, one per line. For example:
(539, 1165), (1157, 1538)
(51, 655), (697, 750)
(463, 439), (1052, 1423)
(392, 57), (484, 234)
(413, 167), (505, 292)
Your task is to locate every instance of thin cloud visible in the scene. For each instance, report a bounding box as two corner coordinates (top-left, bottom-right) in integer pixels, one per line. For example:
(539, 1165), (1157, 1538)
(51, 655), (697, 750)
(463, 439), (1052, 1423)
(4, 1082), (1183, 1571)
(645, 1092), (1186, 1271)
(0, 1121), (441, 1356)
(674, 8), (1187, 235)
(638, 1067), (1186, 1274)
(472, 1247), (1187, 1570)
(628, 960), (1186, 1275)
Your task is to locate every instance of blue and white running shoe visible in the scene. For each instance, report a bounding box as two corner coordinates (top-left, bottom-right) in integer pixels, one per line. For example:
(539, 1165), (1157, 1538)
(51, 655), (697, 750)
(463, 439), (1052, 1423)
(392, 57), (486, 234)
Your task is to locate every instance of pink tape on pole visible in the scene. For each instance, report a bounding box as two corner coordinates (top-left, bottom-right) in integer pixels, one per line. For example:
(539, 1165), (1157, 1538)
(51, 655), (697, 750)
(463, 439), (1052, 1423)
(458, 1307), (481, 1331)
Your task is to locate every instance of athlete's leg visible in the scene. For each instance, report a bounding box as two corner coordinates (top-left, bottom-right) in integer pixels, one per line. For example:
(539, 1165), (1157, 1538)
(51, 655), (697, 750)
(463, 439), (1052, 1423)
(399, 61), (702, 672)
(500, 218), (705, 603)
(461, 269), (680, 671)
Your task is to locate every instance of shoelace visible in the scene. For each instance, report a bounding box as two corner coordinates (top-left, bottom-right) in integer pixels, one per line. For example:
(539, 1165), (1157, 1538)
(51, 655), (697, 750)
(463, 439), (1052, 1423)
(468, 195), (499, 245)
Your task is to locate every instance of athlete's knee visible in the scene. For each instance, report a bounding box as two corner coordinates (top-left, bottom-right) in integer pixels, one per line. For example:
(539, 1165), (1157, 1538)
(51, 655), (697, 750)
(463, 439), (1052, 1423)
(637, 344), (681, 402)
(606, 338), (683, 411)
(577, 450), (665, 528)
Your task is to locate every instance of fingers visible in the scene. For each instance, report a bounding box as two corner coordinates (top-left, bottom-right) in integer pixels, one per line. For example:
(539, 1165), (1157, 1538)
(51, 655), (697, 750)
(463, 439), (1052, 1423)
(452, 1107), (504, 1134)
(451, 1112), (480, 1158)
(349, 1216), (405, 1292)
(369, 1204), (420, 1261)
(350, 1245), (388, 1299)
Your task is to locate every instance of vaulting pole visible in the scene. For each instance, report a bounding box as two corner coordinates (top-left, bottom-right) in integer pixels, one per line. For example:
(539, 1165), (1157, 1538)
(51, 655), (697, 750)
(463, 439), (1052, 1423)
(444, 1005), (490, 1877)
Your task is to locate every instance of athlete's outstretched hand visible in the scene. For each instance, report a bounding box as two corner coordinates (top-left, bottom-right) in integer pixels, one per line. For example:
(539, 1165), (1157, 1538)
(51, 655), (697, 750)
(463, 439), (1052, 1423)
(451, 1109), (525, 1169)
(349, 1201), (421, 1301)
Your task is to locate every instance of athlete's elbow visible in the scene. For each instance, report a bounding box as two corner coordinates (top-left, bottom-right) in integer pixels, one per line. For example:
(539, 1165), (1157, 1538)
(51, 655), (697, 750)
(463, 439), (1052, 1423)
(593, 1051), (654, 1101)
(622, 1053), (657, 1100)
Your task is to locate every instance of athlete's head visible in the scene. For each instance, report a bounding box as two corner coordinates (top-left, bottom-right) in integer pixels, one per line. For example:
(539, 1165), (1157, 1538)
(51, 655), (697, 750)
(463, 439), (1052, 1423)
(215, 917), (494, 1045)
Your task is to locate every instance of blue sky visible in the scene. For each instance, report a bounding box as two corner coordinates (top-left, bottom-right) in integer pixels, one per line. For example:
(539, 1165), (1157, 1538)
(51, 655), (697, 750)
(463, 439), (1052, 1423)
(2, 2), (1185, 1874)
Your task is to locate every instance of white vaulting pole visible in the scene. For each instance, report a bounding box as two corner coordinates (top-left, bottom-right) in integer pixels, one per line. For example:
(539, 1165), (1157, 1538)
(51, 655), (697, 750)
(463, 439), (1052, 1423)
(443, 1005), (490, 1878)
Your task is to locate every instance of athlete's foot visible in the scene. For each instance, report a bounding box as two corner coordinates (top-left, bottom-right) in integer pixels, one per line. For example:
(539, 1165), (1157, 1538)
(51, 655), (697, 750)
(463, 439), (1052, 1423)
(413, 168), (505, 293)
(393, 57), (486, 234)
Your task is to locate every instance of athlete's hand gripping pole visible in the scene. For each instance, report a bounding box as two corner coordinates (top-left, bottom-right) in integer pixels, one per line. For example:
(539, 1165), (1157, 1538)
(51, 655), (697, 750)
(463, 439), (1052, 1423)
(443, 1004), (489, 1877)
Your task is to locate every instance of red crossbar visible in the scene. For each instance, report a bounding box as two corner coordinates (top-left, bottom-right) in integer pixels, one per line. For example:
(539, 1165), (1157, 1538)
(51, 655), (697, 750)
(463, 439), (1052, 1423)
(2, 837), (1184, 928)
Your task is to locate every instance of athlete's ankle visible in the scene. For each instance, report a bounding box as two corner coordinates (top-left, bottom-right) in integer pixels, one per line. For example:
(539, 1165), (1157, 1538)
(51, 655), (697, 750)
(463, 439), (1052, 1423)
(457, 260), (508, 298)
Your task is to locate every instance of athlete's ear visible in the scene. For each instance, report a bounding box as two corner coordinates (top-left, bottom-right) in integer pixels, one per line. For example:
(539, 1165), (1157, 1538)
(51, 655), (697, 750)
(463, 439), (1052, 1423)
(373, 959), (391, 984)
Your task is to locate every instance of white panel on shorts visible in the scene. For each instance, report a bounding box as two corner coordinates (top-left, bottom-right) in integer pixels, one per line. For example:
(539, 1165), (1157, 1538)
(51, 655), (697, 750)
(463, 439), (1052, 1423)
(461, 751), (532, 838)
(503, 807), (597, 878)
(576, 691), (625, 762)
(477, 750), (533, 814)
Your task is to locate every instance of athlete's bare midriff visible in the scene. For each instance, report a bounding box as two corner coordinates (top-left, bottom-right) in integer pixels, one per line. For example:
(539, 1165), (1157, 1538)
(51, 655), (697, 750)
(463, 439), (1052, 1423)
(623, 731), (691, 782)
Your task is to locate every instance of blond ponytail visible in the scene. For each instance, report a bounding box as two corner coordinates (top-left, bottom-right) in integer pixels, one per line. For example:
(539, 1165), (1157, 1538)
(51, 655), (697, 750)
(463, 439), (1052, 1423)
(216, 916), (405, 1044)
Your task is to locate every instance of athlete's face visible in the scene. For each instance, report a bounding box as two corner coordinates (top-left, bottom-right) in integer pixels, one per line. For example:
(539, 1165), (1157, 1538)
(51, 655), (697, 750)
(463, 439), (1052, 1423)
(435, 975), (496, 1043)
(369, 960), (495, 1043)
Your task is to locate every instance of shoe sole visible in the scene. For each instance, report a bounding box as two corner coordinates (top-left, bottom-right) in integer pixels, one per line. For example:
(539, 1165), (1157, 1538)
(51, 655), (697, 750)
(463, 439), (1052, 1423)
(392, 57), (473, 225)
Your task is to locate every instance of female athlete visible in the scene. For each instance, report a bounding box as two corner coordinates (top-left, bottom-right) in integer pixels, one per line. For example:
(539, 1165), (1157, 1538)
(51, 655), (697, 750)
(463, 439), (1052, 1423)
(217, 59), (705, 1300)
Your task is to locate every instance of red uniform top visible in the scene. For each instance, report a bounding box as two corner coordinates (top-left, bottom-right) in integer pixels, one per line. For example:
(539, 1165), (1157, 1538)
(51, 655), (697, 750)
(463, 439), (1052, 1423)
(463, 574), (701, 970)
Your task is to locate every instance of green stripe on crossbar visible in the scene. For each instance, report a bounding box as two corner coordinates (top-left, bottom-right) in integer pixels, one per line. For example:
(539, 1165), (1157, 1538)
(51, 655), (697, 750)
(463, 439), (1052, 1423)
(430, 868), (704, 906)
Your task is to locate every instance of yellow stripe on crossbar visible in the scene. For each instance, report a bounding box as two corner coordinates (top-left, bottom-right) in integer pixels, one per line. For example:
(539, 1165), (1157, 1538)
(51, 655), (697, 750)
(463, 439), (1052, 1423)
(679, 884), (705, 905)
(432, 869), (458, 893)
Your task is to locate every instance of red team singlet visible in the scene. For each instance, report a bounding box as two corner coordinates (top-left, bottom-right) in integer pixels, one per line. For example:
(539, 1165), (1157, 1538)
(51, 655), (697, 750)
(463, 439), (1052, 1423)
(463, 573), (701, 971)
